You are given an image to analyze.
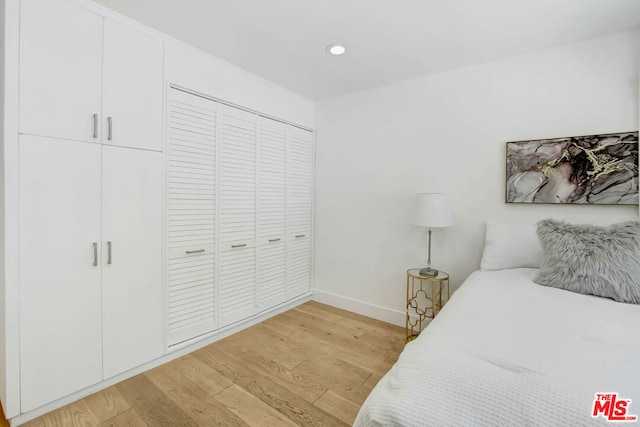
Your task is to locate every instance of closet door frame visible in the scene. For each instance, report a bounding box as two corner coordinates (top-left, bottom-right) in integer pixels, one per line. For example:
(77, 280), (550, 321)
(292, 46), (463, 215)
(165, 85), (314, 342)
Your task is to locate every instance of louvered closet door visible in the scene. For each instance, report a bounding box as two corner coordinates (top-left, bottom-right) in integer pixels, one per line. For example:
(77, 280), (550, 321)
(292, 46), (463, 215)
(166, 89), (217, 346)
(287, 126), (314, 298)
(257, 117), (287, 310)
(219, 104), (257, 327)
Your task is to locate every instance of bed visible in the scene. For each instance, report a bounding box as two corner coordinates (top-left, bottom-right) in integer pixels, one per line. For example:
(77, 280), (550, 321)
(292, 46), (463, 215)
(355, 220), (640, 426)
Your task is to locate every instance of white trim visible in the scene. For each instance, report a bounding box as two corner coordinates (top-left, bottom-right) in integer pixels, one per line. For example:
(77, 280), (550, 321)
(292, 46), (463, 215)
(9, 292), (311, 426)
(311, 288), (406, 327)
(4, 0), (21, 418)
(170, 85), (313, 132)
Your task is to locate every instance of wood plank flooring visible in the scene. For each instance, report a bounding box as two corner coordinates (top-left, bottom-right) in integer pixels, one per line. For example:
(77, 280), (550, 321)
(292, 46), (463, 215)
(20, 301), (405, 426)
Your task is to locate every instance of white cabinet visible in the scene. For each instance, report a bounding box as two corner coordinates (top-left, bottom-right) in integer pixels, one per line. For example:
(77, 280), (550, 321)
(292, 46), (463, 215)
(166, 88), (217, 346)
(101, 147), (163, 379)
(257, 117), (287, 309)
(102, 19), (163, 151)
(218, 105), (258, 327)
(19, 0), (163, 151)
(18, 136), (163, 410)
(19, 0), (102, 142)
(19, 136), (103, 412)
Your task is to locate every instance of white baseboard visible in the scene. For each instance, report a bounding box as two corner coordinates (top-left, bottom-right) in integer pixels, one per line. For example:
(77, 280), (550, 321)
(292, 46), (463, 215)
(311, 288), (406, 327)
(10, 293), (312, 427)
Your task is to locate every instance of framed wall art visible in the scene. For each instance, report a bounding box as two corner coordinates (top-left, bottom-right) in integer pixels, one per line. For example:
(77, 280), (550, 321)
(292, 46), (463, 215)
(506, 132), (638, 204)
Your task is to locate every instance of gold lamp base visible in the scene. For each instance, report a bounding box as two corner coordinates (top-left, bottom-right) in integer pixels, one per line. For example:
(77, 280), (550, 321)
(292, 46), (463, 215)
(419, 267), (438, 278)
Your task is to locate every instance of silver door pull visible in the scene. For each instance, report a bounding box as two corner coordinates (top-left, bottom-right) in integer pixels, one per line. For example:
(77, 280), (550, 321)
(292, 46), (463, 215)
(295, 234), (306, 238)
(231, 244), (247, 248)
(107, 117), (113, 141)
(186, 249), (205, 254)
(93, 242), (98, 266)
(268, 238), (281, 242)
(107, 241), (112, 265)
(92, 114), (98, 139)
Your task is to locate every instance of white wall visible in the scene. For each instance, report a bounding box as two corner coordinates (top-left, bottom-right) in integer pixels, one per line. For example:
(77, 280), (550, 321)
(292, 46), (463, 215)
(0, 0), (20, 417)
(314, 30), (640, 326)
(0, 0), (6, 414)
(165, 40), (315, 129)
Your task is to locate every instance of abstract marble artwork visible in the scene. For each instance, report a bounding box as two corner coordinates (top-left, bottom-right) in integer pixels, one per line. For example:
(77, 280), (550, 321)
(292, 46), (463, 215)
(506, 132), (638, 204)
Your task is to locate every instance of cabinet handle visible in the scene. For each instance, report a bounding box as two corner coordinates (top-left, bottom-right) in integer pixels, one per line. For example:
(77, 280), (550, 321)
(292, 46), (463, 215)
(107, 241), (112, 265)
(107, 117), (113, 141)
(268, 238), (281, 242)
(295, 234), (306, 238)
(186, 249), (205, 254)
(231, 244), (247, 248)
(92, 114), (98, 139)
(92, 242), (98, 266)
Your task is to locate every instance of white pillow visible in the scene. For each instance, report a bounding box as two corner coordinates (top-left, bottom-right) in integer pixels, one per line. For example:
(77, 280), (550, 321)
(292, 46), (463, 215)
(480, 220), (543, 270)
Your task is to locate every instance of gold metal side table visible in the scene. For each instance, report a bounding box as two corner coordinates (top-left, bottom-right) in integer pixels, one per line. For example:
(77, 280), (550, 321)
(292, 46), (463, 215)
(406, 269), (450, 342)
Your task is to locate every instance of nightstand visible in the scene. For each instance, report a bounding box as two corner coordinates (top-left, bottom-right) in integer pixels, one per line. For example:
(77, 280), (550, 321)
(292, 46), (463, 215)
(406, 269), (450, 342)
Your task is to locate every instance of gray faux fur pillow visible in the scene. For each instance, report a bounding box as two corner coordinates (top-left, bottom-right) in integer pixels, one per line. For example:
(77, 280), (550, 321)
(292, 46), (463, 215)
(535, 219), (640, 304)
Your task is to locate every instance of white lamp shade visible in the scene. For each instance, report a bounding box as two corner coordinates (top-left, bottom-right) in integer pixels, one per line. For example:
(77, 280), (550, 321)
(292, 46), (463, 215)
(411, 193), (454, 228)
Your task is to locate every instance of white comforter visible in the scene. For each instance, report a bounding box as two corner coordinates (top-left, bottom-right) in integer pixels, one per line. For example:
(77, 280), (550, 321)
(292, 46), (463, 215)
(354, 269), (640, 426)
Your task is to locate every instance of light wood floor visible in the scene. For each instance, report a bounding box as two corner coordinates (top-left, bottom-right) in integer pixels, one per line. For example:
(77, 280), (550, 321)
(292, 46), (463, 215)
(20, 301), (405, 426)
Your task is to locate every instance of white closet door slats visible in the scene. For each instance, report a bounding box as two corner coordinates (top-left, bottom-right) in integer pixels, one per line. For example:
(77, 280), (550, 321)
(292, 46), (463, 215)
(288, 236), (312, 299)
(256, 117), (287, 309)
(218, 104), (258, 327)
(258, 117), (286, 239)
(219, 105), (257, 245)
(167, 89), (217, 346)
(219, 247), (257, 326)
(287, 127), (313, 235)
(257, 241), (286, 309)
(287, 126), (313, 298)
(166, 88), (313, 344)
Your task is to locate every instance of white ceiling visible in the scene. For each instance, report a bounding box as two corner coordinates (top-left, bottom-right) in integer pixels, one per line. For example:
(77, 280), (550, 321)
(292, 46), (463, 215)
(93, 0), (640, 101)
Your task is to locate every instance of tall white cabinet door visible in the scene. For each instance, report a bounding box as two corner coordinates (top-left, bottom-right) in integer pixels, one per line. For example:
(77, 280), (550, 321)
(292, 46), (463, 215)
(102, 146), (163, 378)
(19, 136), (102, 412)
(102, 19), (164, 151)
(19, 0), (103, 142)
(287, 127), (314, 299)
(167, 89), (217, 346)
(257, 117), (287, 309)
(219, 105), (257, 326)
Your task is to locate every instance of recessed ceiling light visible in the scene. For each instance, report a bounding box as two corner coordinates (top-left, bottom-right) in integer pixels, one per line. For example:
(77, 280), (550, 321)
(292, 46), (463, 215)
(326, 43), (346, 56)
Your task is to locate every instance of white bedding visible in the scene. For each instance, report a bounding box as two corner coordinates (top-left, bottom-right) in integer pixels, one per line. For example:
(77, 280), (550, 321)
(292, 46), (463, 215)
(355, 268), (640, 426)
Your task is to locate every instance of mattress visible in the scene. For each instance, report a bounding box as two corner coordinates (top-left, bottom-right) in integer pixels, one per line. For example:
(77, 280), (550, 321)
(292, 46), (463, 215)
(354, 268), (640, 426)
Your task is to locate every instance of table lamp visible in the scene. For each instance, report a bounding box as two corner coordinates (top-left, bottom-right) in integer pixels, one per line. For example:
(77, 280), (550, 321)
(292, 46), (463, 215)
(411, 193), (454, 277)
